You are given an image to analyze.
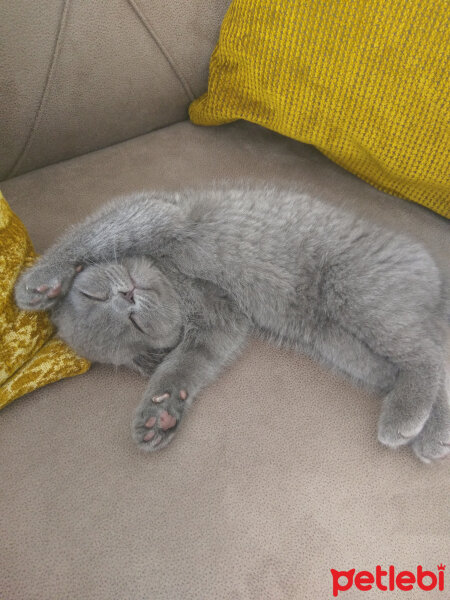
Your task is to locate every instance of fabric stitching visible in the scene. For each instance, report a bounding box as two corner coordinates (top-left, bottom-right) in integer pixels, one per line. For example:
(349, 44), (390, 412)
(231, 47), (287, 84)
(7, 0), (71, 179)
(126, 0), (195, 102)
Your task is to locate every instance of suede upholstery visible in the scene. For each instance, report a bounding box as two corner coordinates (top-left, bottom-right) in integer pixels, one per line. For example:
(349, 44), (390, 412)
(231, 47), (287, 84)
(1, 121), (449, 599)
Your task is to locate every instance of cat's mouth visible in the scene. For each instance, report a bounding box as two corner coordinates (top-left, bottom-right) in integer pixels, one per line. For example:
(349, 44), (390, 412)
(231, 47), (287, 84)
(119, 286), (136, 304)
(128, 312), (147, 334)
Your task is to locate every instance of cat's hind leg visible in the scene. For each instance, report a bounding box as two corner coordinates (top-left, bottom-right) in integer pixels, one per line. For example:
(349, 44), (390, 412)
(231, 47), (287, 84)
(297, 319), (445, 454)
(295, 321), (398, 394)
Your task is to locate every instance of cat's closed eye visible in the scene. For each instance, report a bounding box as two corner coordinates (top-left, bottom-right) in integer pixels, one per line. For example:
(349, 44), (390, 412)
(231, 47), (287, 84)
(79, 290), (109, 302)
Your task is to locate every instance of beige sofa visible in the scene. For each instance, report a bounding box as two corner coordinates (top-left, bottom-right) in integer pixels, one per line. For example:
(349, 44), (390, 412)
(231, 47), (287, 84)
(1, 2), (449, 599)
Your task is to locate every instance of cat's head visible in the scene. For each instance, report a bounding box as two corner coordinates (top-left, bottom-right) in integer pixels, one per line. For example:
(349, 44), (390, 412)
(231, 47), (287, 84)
(51, 257), (182, 370)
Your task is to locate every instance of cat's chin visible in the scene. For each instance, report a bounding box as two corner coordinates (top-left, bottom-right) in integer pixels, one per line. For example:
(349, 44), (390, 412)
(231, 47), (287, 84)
(54, 305), (184, 368)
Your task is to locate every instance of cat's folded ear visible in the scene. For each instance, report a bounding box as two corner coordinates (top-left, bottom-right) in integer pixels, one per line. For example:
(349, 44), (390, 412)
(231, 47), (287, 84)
(132, 349), (169, 376)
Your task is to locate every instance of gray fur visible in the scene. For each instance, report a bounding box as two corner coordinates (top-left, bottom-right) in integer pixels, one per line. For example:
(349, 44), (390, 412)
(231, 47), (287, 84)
(15, 185), (450, 461)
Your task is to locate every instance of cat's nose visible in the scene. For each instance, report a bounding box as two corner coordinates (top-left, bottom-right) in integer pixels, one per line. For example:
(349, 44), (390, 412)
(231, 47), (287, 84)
(119, 288), (135, 304)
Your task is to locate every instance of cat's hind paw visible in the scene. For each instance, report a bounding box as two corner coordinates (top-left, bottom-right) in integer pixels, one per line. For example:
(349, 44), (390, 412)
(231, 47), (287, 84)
(410, 395), (450, 463)
(377, 391), (431, 449)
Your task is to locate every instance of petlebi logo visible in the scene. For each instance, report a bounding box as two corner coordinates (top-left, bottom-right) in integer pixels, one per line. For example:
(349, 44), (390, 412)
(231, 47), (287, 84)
(330, 564), (446, 597)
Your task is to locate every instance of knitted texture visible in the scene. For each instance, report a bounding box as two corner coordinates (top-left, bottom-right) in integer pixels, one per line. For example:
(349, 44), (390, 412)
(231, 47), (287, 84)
(0, 192), (90, 409)
(190, 0), (449, 218)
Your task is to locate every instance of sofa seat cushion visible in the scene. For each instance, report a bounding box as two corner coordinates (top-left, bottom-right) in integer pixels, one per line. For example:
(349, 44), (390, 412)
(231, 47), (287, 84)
(1, 121), (449, 599)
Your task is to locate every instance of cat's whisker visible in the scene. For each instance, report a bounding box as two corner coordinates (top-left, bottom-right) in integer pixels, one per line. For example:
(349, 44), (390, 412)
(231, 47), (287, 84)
(113, 233), (119, 265)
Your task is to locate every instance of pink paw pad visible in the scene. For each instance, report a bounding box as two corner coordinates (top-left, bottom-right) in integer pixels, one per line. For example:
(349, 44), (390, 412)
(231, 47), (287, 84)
(47, 283), (62, 298)
(159, 410), (177, 431)
(145, 416), (157, 428)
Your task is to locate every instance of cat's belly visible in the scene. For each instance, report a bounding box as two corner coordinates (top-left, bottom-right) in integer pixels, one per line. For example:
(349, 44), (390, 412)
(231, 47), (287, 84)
(254, 314), (398, 394)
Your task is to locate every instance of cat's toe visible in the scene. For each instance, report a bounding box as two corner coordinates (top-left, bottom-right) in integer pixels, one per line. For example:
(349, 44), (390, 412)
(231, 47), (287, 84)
(377, 419), (422, 448)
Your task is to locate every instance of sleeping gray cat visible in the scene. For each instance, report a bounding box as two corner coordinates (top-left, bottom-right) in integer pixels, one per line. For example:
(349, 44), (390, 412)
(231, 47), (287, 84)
(15, 186), (450, 462)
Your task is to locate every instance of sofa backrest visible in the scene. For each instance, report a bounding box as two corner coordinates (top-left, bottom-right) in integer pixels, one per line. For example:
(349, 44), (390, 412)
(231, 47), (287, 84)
(0, 0), (230, 180)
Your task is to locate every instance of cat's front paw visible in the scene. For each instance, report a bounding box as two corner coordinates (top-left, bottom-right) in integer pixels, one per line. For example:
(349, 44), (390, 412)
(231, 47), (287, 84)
(15, 261), (82, 311)
(132, 386), (189, 452)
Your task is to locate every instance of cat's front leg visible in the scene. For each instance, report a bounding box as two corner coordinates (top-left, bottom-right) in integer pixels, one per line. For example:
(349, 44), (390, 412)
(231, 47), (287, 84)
(132, 323), (248, 452)
(15, 194), (185, 311)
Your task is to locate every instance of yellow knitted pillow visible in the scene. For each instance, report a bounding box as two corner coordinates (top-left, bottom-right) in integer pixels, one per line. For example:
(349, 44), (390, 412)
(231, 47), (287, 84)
(0, 191), (90, 409)
(190, 0), (449, 218)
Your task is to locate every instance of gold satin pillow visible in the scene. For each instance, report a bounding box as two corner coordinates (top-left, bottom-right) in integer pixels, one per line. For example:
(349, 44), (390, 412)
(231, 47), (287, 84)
(0, 191), (90, 409)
